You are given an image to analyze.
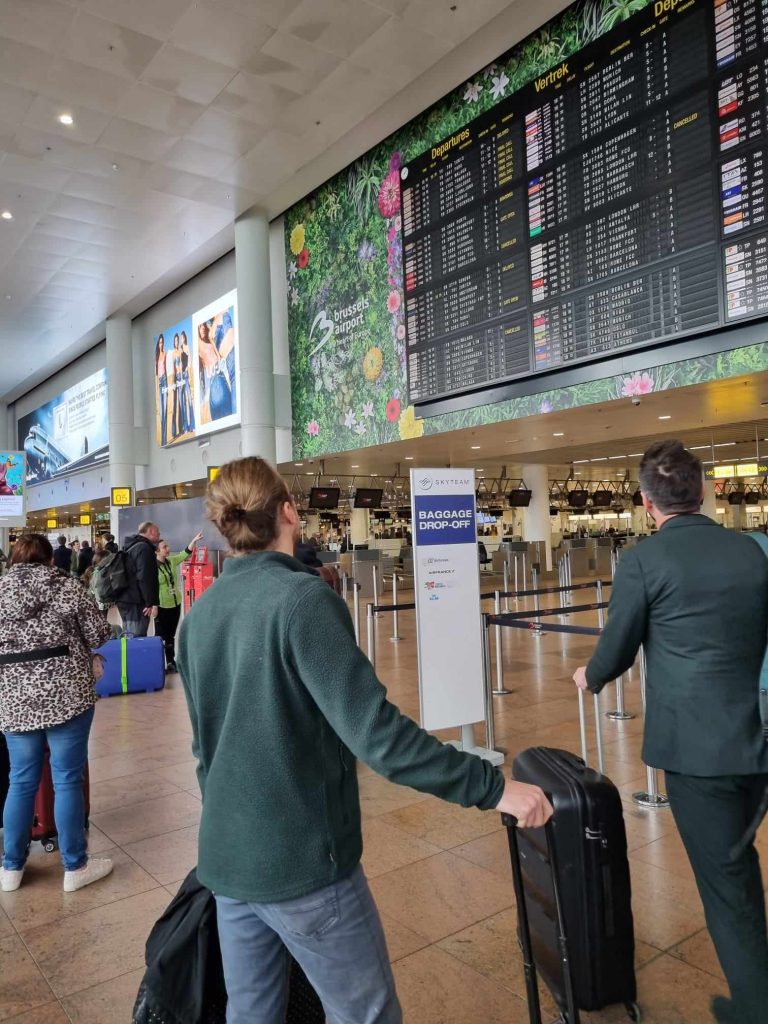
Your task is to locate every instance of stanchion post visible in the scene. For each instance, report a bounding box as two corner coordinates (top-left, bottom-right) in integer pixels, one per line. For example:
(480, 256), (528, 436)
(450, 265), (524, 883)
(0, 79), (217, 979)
(503, 561), (510, 612)
(577, 688), (588, 765)
(633, 646), (669, 808)
(353, 583), (361, 646)
(513, 554), (519, 597)
(531, 567), (544, 636)
(366, 603), (376, 669)
(595, 580), (604, 627)
(482, 620), (496, 751)
(342, 571), (348, 603)
(493, 594), (513, 695)
(372, 564), (380, 616)
(390, 573), (402, 642)
(606, 673), (634, 721)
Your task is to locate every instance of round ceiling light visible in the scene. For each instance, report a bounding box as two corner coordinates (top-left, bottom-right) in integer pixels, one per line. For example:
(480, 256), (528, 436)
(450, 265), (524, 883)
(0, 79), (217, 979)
(58, 113), (74, 126)
(1, 211), (12, 220)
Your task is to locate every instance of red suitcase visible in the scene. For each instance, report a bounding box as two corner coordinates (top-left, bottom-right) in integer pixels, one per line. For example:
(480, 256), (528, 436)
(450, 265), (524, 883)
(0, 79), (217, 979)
(31, 748), (90, 853)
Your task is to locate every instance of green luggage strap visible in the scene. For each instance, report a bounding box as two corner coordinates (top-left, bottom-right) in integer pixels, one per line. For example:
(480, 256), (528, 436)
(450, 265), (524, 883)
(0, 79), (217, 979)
(120, 634), (129, 695)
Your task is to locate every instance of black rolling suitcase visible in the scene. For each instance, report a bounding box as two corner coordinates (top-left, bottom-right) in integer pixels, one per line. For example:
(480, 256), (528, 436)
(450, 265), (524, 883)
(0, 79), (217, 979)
(503, 691), (640, 1024)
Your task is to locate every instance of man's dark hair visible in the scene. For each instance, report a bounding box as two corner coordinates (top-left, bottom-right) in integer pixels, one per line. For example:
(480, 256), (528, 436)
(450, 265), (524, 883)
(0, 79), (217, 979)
(638, 440), (703, 515)
(57, 535), (66, 546)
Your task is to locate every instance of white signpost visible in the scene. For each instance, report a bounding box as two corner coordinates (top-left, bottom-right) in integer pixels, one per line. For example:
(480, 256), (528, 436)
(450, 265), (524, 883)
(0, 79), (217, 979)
(411, 468), (503, 765)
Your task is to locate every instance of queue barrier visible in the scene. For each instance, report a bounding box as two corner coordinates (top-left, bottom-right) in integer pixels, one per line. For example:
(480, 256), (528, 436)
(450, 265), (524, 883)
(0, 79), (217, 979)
(484, 611), (667, 806)
(480, 579), (613, 602)
(365, 600), (416, 668)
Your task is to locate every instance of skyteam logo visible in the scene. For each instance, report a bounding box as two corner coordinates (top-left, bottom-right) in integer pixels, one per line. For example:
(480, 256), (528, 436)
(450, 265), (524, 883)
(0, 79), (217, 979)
(418, 475), (433, 490)
(415, 495), (476, 547)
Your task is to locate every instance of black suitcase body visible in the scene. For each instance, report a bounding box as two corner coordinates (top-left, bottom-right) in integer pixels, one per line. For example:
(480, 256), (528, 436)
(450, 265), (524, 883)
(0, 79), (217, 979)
(509, 746), (638, 1022)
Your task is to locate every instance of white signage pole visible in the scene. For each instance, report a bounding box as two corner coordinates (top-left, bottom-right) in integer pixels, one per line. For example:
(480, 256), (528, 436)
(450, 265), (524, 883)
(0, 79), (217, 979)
(411, 468), (503, 765)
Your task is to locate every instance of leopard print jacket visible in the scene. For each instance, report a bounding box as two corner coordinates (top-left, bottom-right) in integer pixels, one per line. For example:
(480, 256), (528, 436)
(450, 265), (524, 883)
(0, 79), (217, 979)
(0, 564), (112, 733)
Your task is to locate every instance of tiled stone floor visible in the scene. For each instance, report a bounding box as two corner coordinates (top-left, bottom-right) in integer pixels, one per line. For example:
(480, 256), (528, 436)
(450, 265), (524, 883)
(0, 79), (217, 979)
(1, 585), (765, 1022)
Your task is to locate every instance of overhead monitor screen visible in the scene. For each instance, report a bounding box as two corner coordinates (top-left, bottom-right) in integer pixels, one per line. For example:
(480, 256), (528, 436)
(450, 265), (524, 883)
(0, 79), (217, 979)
(309, 487), (341, 509)
(400, 0), (762, 408)
(354, 487), (384, 508)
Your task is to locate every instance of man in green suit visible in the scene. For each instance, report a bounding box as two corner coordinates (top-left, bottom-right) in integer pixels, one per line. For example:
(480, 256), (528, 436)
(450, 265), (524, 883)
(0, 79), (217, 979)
(574, 440), (768, 1024)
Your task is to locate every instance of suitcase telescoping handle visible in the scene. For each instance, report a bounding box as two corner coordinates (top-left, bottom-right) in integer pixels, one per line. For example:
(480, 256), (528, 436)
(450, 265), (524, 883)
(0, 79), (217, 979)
(577, 686), (604, 774)
(502, 815), (580, 1024)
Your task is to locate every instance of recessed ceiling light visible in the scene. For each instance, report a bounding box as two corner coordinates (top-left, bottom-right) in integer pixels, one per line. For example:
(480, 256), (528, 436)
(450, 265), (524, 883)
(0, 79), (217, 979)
(1, 211), (12, 220)
(658, 415), (671, 420)
(471, 445), (481, 449)
(405, 456), (414, 460)
(295, 462), (303, 466)
(111, 163), (119, 171)
(58, 113), (74, 126)
(371, 473), (378, 477)
(351, 465), (359, 469)
(553, 432), (564, 437)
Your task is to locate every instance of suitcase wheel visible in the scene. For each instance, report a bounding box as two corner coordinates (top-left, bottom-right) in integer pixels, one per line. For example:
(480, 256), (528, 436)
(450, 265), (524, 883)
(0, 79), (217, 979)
(625, 1001), (642, 1022)
(43, 839), (58, 854)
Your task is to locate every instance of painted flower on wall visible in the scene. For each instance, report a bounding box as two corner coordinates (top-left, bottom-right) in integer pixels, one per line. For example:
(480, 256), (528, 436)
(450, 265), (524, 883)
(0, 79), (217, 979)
(620, 371), (655, 397)
(361, 401), (374, 418)
(344, 408), (357, 429)
(307, 420), (319, 438)
(363, 346), (384, 382)
(297, 247), (311, 269)
(396, 324), (406, 341)
(386, 397), (402, 422)
(290, 287), (298, 306)
(287, 261), (297, 280)
(464, 81), (482, 103)
(398, 405), (424, 440)
(490, 71), (510, 100)
(357, 240), (377, 263)
(378, 170), (400, 218)
(289, 224), (306, 256)
(387, 290), (401, 314)
(539, 399), (554, 414)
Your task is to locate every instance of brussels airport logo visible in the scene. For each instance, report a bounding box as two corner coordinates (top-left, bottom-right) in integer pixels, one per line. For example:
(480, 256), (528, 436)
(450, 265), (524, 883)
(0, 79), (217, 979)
(309, 297), (370, 356)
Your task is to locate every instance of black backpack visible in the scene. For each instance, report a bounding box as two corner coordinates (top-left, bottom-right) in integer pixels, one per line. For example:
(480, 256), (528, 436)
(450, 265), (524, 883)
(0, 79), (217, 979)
(92, 550), (129, 604)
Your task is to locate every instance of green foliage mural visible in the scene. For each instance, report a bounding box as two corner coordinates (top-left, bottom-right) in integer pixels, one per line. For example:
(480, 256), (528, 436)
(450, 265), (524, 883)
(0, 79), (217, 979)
(285, 0), (768, 459)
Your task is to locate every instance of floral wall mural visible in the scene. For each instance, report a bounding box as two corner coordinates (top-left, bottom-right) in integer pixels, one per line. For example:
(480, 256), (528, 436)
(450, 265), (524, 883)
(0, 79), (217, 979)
(285, 0), (768, 460)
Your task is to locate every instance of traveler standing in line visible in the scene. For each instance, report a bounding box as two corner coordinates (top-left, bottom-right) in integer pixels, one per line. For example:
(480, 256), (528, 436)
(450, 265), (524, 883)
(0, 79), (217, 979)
(52, 535), (71, 572)
(117, 522), (160, 637)
(178, 458), (552, 1024)
(573, 440), (768, 1024)
(0, 534), (113, 893)
(156, 531), (203, 672)
(77, 540), (94, 577)
(103, 534), (118, 555)
(68, 540), (80, 576)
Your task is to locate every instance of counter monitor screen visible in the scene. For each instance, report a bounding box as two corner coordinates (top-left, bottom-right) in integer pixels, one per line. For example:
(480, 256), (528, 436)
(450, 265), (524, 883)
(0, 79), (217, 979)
(309, 487), (340, 510)
(400, 0), (764, 409)
(354, 488), (384, 509)
(591, 491), (613, 508)
(508, 489), (533, 508)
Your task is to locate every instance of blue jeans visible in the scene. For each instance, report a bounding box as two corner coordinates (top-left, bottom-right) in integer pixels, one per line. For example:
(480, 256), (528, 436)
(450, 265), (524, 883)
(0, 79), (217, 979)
(2, 707), (94, 871)
(215, 865), (402, 1024)
(118, 605), (149, 637)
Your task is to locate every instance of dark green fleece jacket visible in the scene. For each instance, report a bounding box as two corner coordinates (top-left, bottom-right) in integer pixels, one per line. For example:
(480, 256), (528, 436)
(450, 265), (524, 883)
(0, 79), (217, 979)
(177, 551), (504, 903)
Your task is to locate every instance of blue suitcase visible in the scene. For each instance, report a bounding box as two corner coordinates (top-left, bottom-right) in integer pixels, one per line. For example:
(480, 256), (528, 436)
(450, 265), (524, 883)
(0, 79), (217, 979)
(94, 635), (165, 697)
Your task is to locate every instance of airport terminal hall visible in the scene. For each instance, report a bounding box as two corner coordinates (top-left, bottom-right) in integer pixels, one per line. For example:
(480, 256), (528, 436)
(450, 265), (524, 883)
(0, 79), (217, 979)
(4, 0), (768, 1022)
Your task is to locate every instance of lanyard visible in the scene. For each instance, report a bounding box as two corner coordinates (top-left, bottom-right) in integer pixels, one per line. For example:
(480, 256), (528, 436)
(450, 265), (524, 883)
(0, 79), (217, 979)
(159, 560), (177, 599)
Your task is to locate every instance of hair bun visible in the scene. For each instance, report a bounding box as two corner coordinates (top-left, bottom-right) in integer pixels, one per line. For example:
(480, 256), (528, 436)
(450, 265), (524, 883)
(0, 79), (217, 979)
(222, 504), (247, 524)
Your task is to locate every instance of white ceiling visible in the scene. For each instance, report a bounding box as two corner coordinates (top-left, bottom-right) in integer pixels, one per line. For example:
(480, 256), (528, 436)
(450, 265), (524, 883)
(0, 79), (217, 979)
(0, 0), (560, 402)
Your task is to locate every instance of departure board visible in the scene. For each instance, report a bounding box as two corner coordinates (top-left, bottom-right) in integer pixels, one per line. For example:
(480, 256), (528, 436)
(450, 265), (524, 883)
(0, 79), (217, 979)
(400, 0), (768, 406)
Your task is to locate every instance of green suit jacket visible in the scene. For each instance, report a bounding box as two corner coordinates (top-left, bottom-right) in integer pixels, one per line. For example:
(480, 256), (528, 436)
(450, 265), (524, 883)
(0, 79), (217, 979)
(587, 514), (768, 776)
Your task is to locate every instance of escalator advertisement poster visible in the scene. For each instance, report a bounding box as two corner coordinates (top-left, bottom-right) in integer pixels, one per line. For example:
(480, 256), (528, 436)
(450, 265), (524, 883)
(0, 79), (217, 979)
(0, 452), (25, 522)
(17, 368), (109, 485)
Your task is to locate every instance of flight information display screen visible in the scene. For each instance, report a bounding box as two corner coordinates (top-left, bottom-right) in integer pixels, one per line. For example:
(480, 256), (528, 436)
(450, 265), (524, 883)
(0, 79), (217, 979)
(400, 0), (768, 406)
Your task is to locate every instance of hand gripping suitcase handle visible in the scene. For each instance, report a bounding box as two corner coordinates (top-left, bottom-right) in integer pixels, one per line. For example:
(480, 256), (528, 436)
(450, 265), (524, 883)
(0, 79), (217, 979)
(502, 816), (580, 1024)
(577, 686), (604, 774)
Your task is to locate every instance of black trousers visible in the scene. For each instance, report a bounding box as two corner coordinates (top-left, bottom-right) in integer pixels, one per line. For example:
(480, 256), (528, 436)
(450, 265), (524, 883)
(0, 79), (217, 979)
(665, 771), (768, 1022)
(155, 604), (181, 667)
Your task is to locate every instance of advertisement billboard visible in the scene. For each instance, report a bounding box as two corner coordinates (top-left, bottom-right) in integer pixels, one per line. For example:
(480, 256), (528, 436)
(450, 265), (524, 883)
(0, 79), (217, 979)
(0, 452), (25, 523)
(154, 289), (239, 448)
(17, 368), (109, 485)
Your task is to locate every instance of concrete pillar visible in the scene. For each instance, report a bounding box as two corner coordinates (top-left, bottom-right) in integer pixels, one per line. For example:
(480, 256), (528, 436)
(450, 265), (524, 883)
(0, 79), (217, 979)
(235, 207), (276, 462)
(701, 478), (718, 521)
(522, 465), (552, 570)
(350, 509), (369, 547)
(106, 315), (135, 542)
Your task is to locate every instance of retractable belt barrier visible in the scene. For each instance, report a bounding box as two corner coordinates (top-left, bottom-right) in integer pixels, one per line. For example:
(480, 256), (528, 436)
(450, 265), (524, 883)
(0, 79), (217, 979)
(487, 617), (603, 637)
(480, 579), (613, 602)
(365, 601), (416, 667)
(492, 601), (610, 621)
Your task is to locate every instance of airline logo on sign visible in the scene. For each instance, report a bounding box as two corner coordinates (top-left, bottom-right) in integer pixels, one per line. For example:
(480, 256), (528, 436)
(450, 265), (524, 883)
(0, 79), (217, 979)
(414, 495), (476, 547)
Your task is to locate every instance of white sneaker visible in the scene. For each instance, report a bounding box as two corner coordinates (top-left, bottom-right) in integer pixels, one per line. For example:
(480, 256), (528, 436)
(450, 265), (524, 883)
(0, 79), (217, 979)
(0, 867), (24, 892)
(63, 857), (113, 893)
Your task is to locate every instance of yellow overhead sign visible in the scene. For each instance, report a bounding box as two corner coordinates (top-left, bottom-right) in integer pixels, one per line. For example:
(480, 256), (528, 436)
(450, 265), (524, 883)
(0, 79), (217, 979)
(46, 518), (57, 530)
(705, 463), (768, 479)
(79, 514), (91, 525)
(207, 466), (220, 482)
(111, 487), (133, 507)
